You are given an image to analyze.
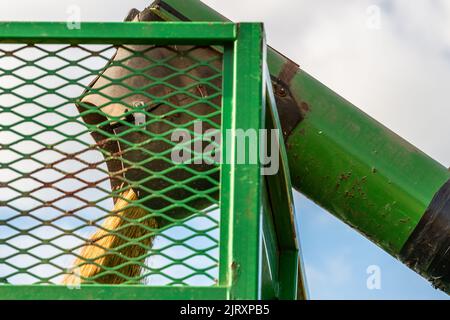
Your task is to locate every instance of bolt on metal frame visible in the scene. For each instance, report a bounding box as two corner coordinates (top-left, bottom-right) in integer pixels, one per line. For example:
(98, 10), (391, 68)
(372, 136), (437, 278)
(0, 22), (303, 300)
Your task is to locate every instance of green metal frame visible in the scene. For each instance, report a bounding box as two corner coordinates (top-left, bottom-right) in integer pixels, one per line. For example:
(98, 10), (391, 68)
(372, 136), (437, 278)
(0, 21), (302, 300)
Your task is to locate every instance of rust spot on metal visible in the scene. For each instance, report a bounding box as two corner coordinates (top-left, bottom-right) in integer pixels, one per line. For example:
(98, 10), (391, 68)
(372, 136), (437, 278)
(271, 76), (303, 140)
(399, 218), (411, 224)
(231, 261), (240, 284)
(278, 58), (299, 84)
(273, 82), (287, 97)
(271, 59), (303, 140)
(300, 102), (310, 113)
(339, 172), (352, 181)
(344, 190), (355, 199)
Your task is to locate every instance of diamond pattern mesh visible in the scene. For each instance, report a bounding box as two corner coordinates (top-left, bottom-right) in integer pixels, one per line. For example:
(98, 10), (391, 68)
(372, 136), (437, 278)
(0, 43), (223, 286)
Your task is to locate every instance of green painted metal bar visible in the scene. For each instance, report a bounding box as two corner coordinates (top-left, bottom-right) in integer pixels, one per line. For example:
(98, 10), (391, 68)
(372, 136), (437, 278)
(0, 21), (237, 44)
(152, 0), (450, 293)
(0, 285), (228, 300)
(228, 23), (266, 299)
(217, 43), (235, 289)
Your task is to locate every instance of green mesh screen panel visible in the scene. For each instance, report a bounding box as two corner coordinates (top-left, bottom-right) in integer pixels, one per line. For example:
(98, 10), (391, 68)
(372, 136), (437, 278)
(0, 43), (223, 286)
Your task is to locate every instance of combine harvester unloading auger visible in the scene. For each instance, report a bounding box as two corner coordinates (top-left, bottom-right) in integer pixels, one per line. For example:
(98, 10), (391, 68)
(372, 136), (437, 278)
(62, 0), (450, 294)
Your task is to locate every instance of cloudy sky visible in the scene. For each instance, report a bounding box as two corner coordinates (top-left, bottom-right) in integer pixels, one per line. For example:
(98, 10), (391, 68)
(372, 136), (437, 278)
(0, 0), (449, 299)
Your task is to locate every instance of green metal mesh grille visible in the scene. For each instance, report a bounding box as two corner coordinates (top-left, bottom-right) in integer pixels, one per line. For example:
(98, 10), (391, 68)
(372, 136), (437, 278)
(0, 43), (223, 286)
